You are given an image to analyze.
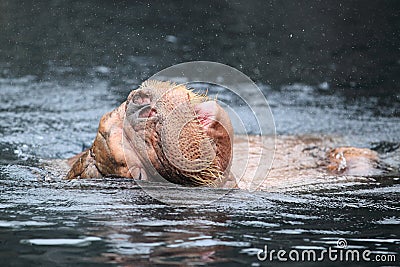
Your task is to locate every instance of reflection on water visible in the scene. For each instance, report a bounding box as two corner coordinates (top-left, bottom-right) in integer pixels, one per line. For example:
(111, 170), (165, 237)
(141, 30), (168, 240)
(1, 0), (399, 266)
(0, 176), (399, 266)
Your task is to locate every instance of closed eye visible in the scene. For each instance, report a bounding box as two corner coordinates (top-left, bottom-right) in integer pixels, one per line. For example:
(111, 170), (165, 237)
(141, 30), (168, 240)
(138, 106), (157, 118)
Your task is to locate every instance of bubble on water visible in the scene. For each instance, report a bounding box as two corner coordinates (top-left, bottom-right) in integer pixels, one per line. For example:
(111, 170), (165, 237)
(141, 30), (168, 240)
(20, 236), (102, 247)
(165, 35), (178, 43)
(94, 66), (110, 74)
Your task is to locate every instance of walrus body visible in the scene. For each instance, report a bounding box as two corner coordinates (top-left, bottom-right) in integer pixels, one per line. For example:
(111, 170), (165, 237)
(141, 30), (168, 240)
(64, 80), (382, 190)
(232, 135), (381, 191)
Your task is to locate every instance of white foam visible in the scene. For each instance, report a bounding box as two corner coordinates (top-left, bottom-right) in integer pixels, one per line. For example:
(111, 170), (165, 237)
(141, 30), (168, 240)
(20, 236), (101, 247)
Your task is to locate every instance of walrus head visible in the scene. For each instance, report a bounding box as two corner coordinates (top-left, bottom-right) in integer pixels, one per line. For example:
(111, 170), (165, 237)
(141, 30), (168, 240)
(66, 80), (233, 186)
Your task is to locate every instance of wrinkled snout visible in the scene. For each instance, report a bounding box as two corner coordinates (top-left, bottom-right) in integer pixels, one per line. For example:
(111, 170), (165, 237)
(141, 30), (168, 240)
(123, 80), (233, 186)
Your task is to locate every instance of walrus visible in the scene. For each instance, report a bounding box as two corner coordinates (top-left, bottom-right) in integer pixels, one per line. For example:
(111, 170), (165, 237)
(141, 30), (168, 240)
(64, 80), (382, 190)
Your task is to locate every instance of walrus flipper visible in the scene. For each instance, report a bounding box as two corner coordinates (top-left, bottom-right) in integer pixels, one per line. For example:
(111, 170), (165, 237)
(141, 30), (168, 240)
(66, 149), (102, 179)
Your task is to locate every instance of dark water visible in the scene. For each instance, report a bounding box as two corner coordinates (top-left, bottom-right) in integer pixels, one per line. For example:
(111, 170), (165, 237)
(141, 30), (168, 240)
(1, 1), (399, 266)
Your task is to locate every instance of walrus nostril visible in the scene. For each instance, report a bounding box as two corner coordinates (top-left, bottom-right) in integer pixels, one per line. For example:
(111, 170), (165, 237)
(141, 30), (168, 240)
(131, 92), (151, 105)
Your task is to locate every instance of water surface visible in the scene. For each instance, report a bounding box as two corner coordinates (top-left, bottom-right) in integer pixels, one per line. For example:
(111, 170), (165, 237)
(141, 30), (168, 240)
(1, 1), (399, 266)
